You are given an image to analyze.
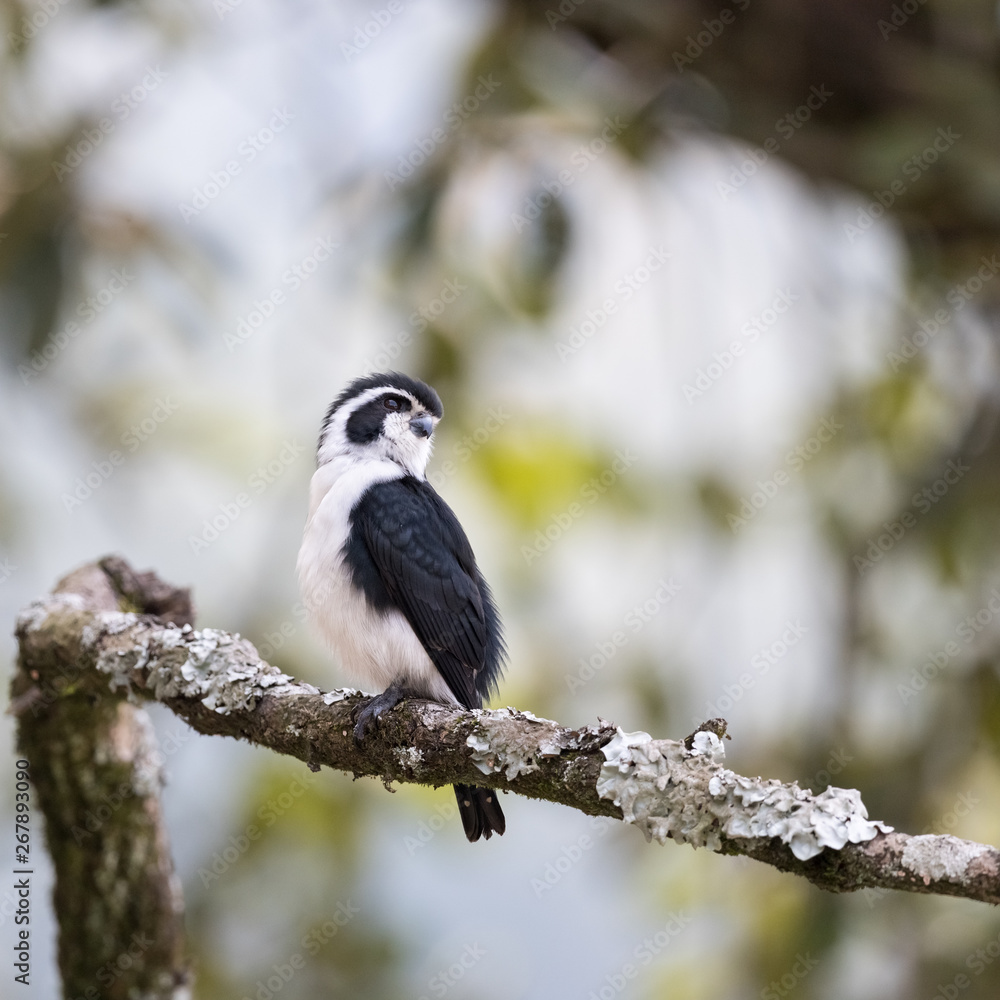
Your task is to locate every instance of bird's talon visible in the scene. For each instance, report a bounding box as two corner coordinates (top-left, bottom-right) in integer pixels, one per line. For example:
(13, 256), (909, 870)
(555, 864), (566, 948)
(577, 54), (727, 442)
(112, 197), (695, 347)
(352, 714), (374, 742)
(353, 685), (407, 743)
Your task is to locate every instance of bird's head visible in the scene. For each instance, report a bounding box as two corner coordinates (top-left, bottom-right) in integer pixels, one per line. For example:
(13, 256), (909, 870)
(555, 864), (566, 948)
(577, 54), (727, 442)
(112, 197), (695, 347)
(316, 371), (443, 478)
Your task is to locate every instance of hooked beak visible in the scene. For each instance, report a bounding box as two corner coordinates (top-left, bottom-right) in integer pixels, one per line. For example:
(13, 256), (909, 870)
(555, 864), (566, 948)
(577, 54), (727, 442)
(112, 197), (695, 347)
(409, 413), (434, 439)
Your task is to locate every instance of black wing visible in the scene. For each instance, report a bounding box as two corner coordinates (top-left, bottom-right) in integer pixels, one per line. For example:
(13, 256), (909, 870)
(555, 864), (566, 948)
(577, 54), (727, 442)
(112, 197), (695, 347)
(345, 476), (505, 709)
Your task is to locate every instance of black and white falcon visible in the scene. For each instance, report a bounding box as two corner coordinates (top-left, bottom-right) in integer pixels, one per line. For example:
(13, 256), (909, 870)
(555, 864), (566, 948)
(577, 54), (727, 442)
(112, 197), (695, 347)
(297, 371), (506, 841)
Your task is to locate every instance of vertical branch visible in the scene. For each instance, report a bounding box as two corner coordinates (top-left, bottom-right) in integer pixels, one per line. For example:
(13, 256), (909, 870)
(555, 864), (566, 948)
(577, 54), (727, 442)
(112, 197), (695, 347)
(12, 561), (191, 999)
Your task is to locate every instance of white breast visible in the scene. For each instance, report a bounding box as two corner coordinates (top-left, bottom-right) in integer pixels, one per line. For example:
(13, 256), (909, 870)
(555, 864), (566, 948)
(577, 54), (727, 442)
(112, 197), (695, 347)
(296, 455), (459, 705)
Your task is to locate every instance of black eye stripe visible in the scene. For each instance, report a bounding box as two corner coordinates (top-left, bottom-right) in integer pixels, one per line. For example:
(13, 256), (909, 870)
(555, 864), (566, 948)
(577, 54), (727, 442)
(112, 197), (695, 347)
(345, 395), (412, 444)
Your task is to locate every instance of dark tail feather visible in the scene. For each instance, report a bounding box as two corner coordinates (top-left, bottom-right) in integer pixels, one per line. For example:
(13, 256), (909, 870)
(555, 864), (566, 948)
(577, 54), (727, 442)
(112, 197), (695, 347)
(454, 784), (505, 842)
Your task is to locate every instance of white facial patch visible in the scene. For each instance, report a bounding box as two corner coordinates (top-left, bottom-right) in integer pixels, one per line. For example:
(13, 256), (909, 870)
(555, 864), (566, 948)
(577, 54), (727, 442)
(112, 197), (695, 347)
(317, 385), (437, 479)
(375, 408), (435, 479)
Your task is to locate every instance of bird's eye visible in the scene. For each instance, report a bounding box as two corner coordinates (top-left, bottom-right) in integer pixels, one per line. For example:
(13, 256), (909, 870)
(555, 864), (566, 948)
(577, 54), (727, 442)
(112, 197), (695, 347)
(383, 397), (401, 411)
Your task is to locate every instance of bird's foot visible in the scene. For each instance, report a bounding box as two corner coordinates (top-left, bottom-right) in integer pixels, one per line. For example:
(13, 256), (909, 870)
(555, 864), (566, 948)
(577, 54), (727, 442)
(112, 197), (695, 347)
(353, 684), (408, 742)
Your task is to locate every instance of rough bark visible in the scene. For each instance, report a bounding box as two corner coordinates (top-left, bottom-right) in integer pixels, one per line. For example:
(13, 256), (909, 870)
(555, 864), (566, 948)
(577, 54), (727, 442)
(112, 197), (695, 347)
(11, 559), (190, 1000)
(12, 558), (1000, 999)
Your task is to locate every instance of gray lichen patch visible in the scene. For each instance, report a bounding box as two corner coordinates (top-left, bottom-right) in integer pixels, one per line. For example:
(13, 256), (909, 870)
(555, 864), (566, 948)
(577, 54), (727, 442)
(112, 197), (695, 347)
(17, 592), (86, 633)
(466, 707), (582, 781)
(160, 626), (298, 714)
(597, 728), (892, 861)
(86, 613), (301, 715)
(323, 688), (359, 705)
(901, 834), (989, 884)
(689, 729), (726, 759)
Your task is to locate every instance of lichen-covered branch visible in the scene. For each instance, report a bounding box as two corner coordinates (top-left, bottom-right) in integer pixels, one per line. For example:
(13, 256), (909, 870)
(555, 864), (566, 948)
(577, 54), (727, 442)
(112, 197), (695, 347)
(12, 556), (1000, 999)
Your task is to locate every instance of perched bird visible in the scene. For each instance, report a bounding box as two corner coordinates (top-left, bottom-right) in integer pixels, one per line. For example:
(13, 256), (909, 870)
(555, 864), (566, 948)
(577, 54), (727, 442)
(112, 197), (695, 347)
(297, 371), (506, 841)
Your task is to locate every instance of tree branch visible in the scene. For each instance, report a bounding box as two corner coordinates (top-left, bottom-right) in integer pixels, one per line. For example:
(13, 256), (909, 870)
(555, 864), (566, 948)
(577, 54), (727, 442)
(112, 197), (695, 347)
(12, 557), (1000, 997)
(11, 558), (190, 1000)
